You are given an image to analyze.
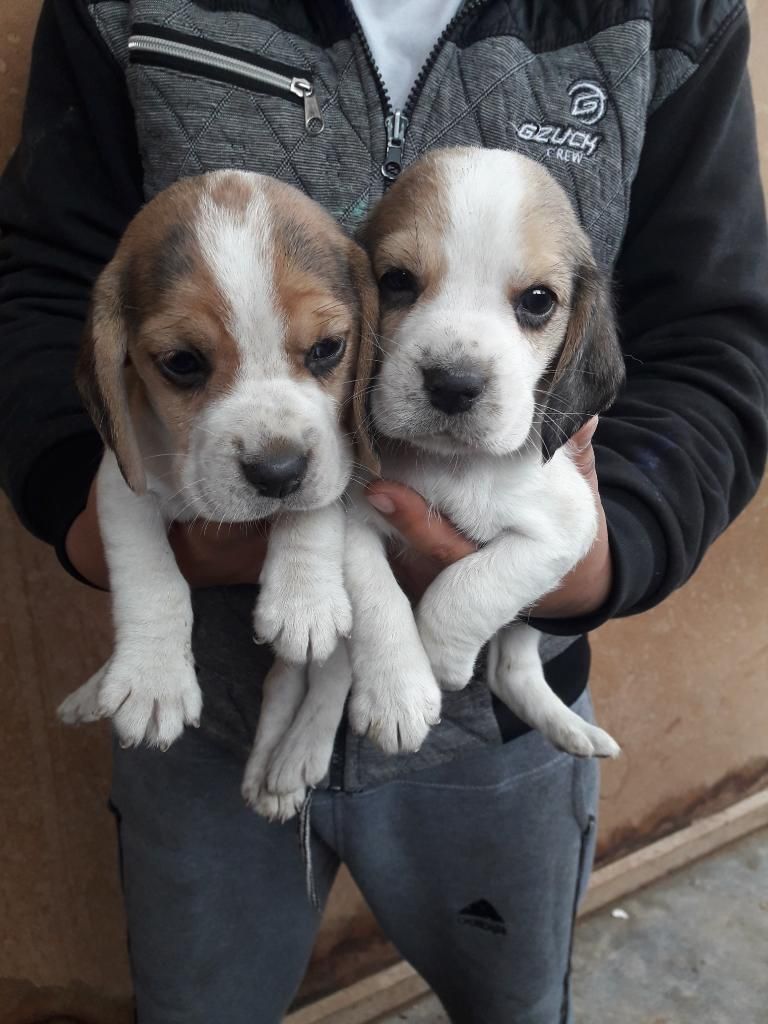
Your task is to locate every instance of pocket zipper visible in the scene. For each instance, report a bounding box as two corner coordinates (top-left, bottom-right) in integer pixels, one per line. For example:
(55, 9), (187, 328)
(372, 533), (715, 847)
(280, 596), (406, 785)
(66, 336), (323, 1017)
(127, 33), (324, 135)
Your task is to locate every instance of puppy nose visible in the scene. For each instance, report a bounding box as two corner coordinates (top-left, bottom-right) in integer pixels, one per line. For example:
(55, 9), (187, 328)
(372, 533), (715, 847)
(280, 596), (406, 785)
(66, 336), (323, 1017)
(422, 366), (486, 415)
(240, 451), (308, 498)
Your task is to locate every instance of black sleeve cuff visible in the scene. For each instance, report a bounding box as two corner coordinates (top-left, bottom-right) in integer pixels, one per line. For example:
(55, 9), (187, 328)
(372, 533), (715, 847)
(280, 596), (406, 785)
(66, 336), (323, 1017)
(21, 430), (103, 548)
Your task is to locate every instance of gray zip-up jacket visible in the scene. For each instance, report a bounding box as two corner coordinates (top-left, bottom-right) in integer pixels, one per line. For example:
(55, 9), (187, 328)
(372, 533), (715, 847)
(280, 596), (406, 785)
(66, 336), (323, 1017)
(1, 0), (767, 787)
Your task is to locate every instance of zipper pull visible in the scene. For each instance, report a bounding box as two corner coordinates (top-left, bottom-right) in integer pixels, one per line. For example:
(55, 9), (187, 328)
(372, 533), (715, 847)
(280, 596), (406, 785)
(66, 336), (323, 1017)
(291, 78), (324, 135)
(382, 111), (409, 180)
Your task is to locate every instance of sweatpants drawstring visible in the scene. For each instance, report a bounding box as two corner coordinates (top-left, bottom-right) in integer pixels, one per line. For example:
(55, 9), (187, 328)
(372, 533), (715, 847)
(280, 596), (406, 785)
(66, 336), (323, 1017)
(298, 789), (321, 912)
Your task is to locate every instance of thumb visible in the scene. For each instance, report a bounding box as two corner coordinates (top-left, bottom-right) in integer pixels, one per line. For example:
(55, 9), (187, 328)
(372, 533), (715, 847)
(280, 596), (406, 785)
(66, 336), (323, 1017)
(366, 481), (476, 566)
(566, 415), (599, 479)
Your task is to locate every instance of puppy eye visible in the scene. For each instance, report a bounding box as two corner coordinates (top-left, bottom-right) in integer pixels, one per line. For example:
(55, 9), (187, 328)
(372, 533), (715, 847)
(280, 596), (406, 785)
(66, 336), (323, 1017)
(379, 268), (418, 304)
(516, 286), (556, 325)
(306, 336), (346, 376)
(157, 349), (210, 388)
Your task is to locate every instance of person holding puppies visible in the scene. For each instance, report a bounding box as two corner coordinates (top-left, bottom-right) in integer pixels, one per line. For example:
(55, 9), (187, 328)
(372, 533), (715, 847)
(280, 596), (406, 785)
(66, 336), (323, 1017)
(2, 2), (767, 1022)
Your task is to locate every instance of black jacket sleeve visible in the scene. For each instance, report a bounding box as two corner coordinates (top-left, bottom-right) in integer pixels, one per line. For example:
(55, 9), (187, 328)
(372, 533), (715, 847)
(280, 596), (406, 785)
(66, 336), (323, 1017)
(0, 0), (143, 549)
(535, 8), (768, 635)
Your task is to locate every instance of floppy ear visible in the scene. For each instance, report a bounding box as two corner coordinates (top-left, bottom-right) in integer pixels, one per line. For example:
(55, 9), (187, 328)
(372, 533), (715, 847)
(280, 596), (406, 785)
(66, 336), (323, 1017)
(539, 255), (625, 460)
(76, 260), (147, 493)
(347, 240), (381, 475)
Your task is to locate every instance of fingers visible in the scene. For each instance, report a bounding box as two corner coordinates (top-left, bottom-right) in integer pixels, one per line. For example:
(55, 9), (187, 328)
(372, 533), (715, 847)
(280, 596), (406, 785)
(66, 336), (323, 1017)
(366, 481), (476, 567)
(566, 416), (599, 482)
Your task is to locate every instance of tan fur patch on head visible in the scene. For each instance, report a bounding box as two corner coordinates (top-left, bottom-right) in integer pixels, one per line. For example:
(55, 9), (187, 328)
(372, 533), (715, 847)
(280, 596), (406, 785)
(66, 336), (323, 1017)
(264, 178), (366, 402)
(114, 178), (247, 459)
(360, 151), (448, 300)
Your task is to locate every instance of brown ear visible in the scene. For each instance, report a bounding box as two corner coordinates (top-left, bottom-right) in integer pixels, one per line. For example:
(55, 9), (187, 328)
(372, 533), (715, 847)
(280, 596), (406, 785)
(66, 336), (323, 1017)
(76, 260), (147, 493)
(347, 240), (381, 475)
(539, 255), (625, 460)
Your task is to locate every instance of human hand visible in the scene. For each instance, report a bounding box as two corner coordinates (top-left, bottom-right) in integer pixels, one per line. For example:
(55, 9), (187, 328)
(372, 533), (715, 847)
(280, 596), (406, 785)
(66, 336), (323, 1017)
(365, 417), (612, 617)
(64, 477), (269, 590)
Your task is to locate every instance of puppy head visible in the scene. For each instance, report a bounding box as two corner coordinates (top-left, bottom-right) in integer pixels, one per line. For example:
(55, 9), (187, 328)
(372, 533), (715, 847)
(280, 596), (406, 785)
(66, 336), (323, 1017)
(359, 147), (624, 460)
(78, 170), (377, 519)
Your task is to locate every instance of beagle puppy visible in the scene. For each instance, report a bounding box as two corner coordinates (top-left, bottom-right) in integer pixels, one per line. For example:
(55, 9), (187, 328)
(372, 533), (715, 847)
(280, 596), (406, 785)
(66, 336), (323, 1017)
(349, 146), (625, 759)
(248, 147), (624, 819)
(58, 170), (376, 751)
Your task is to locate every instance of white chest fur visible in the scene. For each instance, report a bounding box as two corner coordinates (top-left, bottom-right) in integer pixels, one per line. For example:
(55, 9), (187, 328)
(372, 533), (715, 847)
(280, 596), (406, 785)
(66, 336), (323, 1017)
(377, 445), (596, 554)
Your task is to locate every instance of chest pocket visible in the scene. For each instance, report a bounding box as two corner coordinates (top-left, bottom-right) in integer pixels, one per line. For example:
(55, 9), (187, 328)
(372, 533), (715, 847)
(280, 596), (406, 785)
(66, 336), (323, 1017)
(129, 27), (325, 134)
(102, 2), (382, 226)
(403, 19), (657, 269)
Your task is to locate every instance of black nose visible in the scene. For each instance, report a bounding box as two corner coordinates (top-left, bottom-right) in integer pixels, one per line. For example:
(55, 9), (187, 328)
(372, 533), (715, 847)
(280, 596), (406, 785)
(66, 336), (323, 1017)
(422, 366), (486, 415)
(240, 451), (308, 498)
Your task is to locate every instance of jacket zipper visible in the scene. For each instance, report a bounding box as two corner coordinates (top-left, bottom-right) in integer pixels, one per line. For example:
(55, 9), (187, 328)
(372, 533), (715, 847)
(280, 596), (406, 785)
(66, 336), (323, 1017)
(127, 33), (324, 135)
(346, 0), (488, 180)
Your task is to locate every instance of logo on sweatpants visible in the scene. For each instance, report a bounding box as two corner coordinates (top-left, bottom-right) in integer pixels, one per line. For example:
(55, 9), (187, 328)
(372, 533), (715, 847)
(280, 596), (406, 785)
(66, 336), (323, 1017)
(458, 899), (508, 936)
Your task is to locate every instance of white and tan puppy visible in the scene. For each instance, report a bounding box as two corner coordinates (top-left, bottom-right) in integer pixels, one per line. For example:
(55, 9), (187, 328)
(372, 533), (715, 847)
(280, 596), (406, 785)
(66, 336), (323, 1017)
(354, 149), (626, 761)
(249, 147), (624, 819)
(349, 147), (625, 758)
(58, 169), (376, 751)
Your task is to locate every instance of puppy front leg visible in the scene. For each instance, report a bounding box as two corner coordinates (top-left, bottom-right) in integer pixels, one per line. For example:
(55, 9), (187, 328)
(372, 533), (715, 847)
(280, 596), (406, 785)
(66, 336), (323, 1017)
(417, 532), (577, 691)
(241, 658), (309, 820)
(258, 640), (352, 821)
(488, 623), (620, 758)
(254, 503), (351, 664)
(58, 452), (201, 749)
(346, 516), (442, 754)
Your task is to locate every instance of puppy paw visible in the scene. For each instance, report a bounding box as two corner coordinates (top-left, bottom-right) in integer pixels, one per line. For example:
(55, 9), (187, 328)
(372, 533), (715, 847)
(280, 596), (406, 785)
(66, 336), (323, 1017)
(57, 669), (106, 725)
(95, 646), (201, 750)
(242, 762), (306, 824)
(549, 718), (621, 760)
(254, 577), (352, 664)
(349, 665), (442, 755)
(253, 787), (307, 824)
(241, 750), (268, 810)
(267, 739), (330, 798)
(416, 606), (478, 692)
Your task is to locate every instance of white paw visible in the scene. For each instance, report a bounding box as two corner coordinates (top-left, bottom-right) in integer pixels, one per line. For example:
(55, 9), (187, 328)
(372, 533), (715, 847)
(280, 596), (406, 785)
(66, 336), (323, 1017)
(242, 761), (306, 823)
(57, 668), (105, 725)
(241, 751), (269, 810)
(349, 663), (442, 755)
(267, 737), (331, 798)
(548, 718), (621, 759)
(94, 645), (201, 750)
(252, 787), (307, 824)
(254, 577), (352, 664)
(416, 604), (478, 692)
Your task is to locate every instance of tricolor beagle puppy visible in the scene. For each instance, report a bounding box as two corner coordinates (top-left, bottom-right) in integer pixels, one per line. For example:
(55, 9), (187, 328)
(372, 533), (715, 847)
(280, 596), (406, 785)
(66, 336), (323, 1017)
(248, 147), (624, 819)
(353, 147), (624, 756)
(58, 170), (376, 750)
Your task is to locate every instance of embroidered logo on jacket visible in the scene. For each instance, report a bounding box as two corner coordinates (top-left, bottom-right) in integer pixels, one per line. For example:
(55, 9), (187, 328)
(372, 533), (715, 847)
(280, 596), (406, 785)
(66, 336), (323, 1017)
(516, 123), (601, 162)
(515, 79), (606, 164)
(568, 80), (607, 125)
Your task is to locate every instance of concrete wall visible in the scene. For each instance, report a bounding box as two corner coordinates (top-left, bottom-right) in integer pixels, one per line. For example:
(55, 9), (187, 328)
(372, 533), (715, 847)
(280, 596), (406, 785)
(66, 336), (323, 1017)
(1, 2), (766, 1016)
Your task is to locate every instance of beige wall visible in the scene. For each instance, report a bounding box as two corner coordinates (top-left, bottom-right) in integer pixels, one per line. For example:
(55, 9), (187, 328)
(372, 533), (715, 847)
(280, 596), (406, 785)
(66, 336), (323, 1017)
(1, 2), (766, 1016)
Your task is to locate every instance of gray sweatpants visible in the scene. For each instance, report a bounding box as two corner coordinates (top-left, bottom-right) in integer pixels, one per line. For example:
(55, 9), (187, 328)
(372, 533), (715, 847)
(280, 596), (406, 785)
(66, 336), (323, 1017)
(110, 691), (598, 1024)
